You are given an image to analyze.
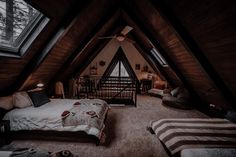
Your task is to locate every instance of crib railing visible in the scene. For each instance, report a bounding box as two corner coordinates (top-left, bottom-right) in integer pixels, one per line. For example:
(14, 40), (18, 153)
(77, 76), (137, 106)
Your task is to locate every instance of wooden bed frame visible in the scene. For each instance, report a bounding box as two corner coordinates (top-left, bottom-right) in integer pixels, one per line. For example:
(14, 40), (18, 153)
(8, 109), (109, 146)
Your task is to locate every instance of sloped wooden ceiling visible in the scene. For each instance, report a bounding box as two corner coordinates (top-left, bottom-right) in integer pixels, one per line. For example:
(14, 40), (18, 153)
(0, 0), (86, 94)
(0, 0), (235, 110)
(154, 0), (236, 106)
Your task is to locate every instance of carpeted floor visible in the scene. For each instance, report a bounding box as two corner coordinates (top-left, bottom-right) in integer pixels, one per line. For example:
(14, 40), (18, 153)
(2, 95), (208, 157)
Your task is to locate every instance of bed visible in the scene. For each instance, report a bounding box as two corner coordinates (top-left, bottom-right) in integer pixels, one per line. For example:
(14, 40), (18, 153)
(150, 118), (236, 156)
(3, 98), (109, 145)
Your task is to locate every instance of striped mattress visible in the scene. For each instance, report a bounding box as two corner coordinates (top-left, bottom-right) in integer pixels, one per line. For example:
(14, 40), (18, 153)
(151, 118), (236, 155)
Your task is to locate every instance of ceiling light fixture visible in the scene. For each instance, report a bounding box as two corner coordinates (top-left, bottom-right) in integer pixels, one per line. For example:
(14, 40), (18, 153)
(36, 83), (44, 88)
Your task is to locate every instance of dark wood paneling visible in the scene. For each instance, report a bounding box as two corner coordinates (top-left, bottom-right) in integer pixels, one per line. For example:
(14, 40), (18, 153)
(123, 0), (230, 109)
(121, 10), (182, 87)
(25, 0), (77, 20)
(54, 11), (121, 82)
(163, 0), (236, 106)
(0, 0), (78, 96)
(21, 0), (119, 90)
(0, 20), (58, 95)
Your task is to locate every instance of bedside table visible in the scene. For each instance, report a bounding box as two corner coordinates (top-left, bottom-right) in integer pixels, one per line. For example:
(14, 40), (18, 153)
(0, 120), (11, 146)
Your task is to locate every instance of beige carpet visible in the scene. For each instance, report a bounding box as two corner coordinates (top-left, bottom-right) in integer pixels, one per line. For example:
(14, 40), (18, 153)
(2, 95), (207, 157)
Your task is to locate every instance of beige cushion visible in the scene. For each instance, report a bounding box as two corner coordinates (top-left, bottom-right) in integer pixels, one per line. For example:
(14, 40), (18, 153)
(13, 91), (33, 108)
(0, 96), (13, 110)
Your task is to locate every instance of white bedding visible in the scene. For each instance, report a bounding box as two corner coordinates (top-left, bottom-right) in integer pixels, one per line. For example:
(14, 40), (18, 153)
(3, 98), (109, 139)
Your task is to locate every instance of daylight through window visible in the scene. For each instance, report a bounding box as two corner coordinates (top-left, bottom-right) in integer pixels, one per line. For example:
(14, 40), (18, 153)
(0, 0), (48, 56)
(151, 48), (168, 67)
(110, 61), (129, 77)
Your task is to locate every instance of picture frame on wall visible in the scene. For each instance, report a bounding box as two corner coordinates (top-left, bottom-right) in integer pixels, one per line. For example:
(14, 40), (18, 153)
(142, 65), (148, 72)
(135, 64), (140, 70)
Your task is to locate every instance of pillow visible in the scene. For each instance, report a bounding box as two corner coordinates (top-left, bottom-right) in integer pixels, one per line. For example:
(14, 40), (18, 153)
(13, 91), (33, 108)
(225, 111), (236, 123)
(28, 90), (50, 107)
(0, 96), (13, 110)
(171, 87), (181, 97)
(0, 107), (7, 119)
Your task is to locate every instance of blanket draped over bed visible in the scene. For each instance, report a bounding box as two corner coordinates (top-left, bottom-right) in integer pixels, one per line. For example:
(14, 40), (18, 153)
(151, 118), (236, 155)
(3, 99), (109, 142)
(61, 99), (108, 136)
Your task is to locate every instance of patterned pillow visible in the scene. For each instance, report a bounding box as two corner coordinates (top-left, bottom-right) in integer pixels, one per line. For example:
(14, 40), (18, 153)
(0, 95), (13, 110)
(13, 91), (33, 108)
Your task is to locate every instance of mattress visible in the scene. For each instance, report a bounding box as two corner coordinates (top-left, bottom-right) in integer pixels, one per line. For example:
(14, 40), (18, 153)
(3, 98), (109, 139)
(151, 118), (236, 155)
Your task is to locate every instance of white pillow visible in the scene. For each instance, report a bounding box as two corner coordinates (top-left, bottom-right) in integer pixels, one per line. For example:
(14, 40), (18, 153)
(13, 91), (33, 108)
(0, 96), (13, 110)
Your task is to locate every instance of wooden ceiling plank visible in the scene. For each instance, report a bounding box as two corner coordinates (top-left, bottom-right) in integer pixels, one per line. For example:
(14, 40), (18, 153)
(121, 7), (204, 105)
(120, 10), (181, 86)
(151, 0), (236, 107)
(7, 1), (88, 94)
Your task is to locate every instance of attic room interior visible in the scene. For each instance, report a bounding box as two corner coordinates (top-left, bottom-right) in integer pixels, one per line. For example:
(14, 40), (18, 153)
(0, 0), (236, 156)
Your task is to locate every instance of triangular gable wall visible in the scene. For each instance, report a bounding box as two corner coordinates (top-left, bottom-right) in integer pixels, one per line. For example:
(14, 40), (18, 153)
(102, 46), (138, 80)
(80, 39), (155, 79)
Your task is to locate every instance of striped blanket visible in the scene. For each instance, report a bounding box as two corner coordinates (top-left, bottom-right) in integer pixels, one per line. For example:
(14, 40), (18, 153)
(151, 118), (236, 155)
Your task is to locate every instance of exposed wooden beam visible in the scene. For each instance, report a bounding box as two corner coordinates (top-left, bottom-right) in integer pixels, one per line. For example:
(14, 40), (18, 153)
(120, 11), (178, 86)
(46, 10), (120, 94)
(151, 0), (236, 106)
(71, 26), (121, 78)
(73, 38), (113, 78)
(122, 8), (204, 104)
(47, 9), (120, 83)
(131, 33), (176, 87)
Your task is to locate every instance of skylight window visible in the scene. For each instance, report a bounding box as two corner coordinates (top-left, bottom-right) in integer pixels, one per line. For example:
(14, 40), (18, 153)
(151, 48), (168, 67)
(0, 0), (49, 57)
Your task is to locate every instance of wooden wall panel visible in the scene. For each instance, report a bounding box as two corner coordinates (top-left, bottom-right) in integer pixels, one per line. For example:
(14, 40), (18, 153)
(165, 0), (236, 101)
(0, 0), (77, 95)
(124, 0), (230, 108)
(22, 0), (119, 90)
(0, 21), (57, 95)
(122, 11), (182, 87)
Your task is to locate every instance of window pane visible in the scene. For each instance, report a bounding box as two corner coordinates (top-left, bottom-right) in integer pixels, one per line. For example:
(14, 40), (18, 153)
(110, 62), (119, 76)
(0, 0), (40, 48)
(151, 48), (168, 66)
(110, 61), (130, 77)
(120, 62), (129, 77)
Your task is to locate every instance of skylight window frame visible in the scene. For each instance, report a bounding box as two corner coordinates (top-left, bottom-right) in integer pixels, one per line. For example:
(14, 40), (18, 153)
(0, 1), (49, 58)
(151, 48), (168, 67)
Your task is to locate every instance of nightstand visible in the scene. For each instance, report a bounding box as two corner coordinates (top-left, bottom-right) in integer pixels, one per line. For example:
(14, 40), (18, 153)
(0, 120), (11, 146)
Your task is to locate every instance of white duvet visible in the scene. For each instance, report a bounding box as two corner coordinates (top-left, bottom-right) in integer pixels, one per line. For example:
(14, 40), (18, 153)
(3, 98), (109, 138)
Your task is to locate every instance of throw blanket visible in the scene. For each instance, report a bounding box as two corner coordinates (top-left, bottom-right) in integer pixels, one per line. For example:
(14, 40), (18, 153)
(61, 99), (109, 139)
(151, 118), (236, 155)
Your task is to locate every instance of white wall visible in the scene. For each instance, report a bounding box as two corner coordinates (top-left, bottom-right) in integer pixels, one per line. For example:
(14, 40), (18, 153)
(81, 39), (155, 78)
